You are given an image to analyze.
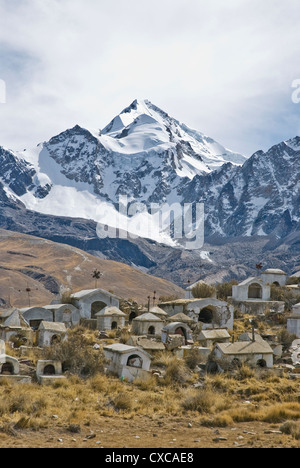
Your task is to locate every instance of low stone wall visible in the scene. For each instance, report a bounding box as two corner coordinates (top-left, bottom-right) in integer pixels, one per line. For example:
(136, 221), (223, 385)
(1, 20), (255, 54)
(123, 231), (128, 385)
(231, 300), (285, 316)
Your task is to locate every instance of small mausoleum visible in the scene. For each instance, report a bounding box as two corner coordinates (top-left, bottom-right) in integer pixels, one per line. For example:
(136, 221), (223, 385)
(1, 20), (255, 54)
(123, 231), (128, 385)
(70, 289), (120, 319)
(38, 322), (67, 347)
(232, 277), (271, 302)
(161, 322), (193, 347)
(0, 309), (33, 346)
(287, 303), (300, 338)
(19, 306), (53, 330)
(149, 306), (169, 321)
(0, 340), (31, 383)
(95, 306), (126, 331)
(42, 304), (80, 328)
(231, 273), (286, 315)
(214, 336), (274, 369)
(159, 298), (234, 330)
(36, 360), (66, 385)
(103, 343), (152, 382)
(261, 269), (287, 287)
(167, 313), (195, 326)
(132, 313), (164, 336)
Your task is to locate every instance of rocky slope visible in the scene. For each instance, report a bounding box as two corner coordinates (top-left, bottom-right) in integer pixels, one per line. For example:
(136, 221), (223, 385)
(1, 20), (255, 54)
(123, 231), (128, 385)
(0, 229), (184, 309)
(182, 136), (300, 239)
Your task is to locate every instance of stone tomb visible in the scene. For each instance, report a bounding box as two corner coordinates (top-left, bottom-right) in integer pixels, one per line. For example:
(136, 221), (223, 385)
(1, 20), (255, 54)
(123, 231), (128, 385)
(287, 303), (300, 338)
(95, 306), (126, 331)
(36, 360), (66, 385)
(103, 343), (152, 382)
(0, 339), (31, 383)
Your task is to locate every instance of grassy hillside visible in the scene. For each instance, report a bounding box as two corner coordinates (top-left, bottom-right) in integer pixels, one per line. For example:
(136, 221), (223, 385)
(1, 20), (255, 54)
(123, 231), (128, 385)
(0, 229), (184, 309)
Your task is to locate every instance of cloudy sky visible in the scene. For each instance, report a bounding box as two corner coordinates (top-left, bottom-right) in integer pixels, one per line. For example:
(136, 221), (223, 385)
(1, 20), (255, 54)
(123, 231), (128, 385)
(0, 0), (300, 156)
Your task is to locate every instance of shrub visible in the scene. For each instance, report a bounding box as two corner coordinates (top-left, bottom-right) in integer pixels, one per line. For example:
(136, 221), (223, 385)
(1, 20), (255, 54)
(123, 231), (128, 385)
(164, 358), (190, 386)
(192, 283), (216, 299)
(261, 403), (300, 423)
(43, 327), (106, 377)
(61, 290), (75, 305)
(119, 329), (131, 344)
(270, 285), (299, 310)
(280, 421), (300, 440)
(112, 393), (133, 412)
(286, 277), (300, 285)
(202, 413), (234, 427)
(152, 351), (176, 369)
(182, 389), (215, 414)
(216, 281), (238, 300)
(234, 362), (255, 381)
(184, 348), (203, 370)
(277, 329), (297, 351)
(89, 374), (107, 392)
(9, 394), (30, 414)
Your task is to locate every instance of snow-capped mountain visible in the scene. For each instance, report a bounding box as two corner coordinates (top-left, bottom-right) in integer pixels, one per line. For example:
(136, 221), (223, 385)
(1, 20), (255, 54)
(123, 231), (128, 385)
(0, 99), (247, 244)
(17, 99), (246, 210)
(101, 99), (246, 174)
(0, 99), (299, 250)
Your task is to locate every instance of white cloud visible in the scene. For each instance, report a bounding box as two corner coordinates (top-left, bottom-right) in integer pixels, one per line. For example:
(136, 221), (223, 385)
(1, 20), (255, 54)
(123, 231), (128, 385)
(0, 0), (300, 155)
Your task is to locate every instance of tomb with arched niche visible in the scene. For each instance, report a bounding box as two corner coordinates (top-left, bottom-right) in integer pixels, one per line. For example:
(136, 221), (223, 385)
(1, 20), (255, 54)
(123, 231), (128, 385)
(103, 343), (152, 382)
(36, 360), (66, 385)
(0, 340), (31, 383)
(159, 298), (234, 330)
(231, 275), (285, 315)
(132, 313), (164, 337)
(70, 289), (121, 320)
(95, 306), (126, 331)
(38, 322), (67, 348)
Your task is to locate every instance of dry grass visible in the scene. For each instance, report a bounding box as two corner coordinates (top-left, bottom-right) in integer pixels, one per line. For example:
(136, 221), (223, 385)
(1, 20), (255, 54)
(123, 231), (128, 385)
(1, 363), (300, 446)
(1, 356), (300, 431)
(2, 318), (300, 445)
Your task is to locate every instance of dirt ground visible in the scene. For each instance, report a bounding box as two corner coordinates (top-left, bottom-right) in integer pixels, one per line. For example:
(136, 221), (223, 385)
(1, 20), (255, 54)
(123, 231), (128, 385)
(0, 415), (298, 449)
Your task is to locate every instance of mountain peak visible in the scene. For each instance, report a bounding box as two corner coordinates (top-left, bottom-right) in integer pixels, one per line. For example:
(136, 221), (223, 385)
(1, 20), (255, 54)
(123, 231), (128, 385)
(102, 98), (161, 136)
(284, 136), (300, 151)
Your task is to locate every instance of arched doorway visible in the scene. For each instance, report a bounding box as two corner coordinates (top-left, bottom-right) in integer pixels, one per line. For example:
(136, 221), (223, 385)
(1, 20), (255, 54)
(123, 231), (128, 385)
(257, 359), (267, 368)
(127, 355), (143, 368)
(51, 334), (61, 345)
(248, 283), (263, 299)
(174, 326), (188, 344)
(1, 362), (14, 375)
(43, 364), (56, 376)
(111, 321), (118, 330)
(148, 326), (155, 335)
(199, 307), (214, 324)
(129, 312), (137, 323)
(91, 301), (107, 319)
(175, 327), (185, 336)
